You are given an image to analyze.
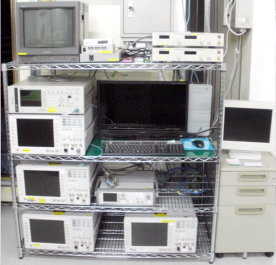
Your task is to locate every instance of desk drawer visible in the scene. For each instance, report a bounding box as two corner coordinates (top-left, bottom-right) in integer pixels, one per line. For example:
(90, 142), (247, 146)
(220, 171), (276, 186)
(219, 186), (275, 205)
(215, 205), (275, 253)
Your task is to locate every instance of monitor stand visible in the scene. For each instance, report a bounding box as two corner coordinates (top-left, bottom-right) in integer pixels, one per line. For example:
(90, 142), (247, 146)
(228, 150), (262, 160)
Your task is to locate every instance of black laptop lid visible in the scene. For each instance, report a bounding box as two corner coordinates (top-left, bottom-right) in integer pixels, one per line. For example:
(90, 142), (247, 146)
(97, 80), (189, 140)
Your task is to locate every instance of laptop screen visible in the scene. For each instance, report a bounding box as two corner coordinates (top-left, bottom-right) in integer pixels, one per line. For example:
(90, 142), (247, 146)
(97, 81), (189, 140)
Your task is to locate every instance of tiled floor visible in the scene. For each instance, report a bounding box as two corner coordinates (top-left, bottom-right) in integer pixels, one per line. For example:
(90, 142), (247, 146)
(1, 205), (275, 265)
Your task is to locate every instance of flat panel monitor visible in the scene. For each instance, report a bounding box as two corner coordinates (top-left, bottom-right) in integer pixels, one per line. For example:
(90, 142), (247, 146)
(222, 100), (275, 152)
(97, 80), (189, 140)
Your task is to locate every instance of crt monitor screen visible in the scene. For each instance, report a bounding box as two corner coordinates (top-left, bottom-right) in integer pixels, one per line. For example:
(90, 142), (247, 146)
(23, 8), (74, 48)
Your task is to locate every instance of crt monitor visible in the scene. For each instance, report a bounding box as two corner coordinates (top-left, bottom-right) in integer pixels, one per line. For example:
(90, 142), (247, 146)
(16, 1), (88, 63)
(221, 100), (275, 153)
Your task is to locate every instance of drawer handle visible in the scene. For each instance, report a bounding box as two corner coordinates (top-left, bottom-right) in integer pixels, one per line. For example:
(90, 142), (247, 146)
(235, 206), (265, 215)
(238, 173), (268, 182)
(237, 187), (267, 196)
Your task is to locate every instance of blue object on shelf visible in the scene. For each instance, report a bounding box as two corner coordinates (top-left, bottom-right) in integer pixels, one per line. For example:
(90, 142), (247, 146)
(180, 138), (214, 151)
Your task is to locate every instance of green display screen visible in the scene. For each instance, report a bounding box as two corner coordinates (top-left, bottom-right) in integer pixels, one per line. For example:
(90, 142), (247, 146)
(20, 90), (41, 106)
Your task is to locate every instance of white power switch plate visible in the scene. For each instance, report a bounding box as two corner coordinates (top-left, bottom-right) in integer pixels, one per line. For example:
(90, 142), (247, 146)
(223, 0), (253, 29)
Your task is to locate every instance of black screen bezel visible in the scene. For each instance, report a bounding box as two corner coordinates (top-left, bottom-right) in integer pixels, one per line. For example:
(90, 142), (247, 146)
(16, 118), (55, 147)
(223, 107), (272, 143)
(97, 80), (189, 140)
(30, 219), (65, 244)
(24, 170), (61, 197)
(131, 222), (168, 247)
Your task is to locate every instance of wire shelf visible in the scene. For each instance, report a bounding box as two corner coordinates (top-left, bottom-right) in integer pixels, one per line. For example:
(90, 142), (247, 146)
(11, 154), (218, 163)
(17, 178), (215, 213)
(2, 58), (225, 262)
(17, 203), (214, 213)
(4, 61), (225, 71)
(23, 213), (211, 259)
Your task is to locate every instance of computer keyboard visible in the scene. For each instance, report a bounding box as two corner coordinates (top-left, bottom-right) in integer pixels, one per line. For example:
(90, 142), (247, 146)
(103, 140), (184, 156)
(109, 123), (180, 130)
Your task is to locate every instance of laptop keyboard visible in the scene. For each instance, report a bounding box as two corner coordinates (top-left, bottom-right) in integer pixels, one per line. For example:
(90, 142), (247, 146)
(109, 123), (180, 130)
(103, 140), (184, 156)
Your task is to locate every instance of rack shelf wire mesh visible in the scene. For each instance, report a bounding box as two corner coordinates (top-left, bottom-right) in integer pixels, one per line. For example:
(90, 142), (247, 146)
(23, 213), (211, 259)
(17, 176), (215, 213)
(5, 61), (225, 71)
(11, 154), (218, 162)
(2, 60), (225, 262)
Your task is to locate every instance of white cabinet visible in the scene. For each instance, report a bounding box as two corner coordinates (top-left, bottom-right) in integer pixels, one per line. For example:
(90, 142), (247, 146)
(120, 0), (176, 40)
(215, 151), (276, 257)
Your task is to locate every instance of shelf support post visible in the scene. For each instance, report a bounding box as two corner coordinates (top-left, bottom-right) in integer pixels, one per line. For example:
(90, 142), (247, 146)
(2, 63), (24, 259)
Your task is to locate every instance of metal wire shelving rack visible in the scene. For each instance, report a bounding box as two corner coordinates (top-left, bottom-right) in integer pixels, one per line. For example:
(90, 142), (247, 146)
(17, 177), (215, 213)
(11, 154), (218, 163)
(23, 213), (212, 259)
(4, 60), (225, 71)
(2, 61), (226, 263)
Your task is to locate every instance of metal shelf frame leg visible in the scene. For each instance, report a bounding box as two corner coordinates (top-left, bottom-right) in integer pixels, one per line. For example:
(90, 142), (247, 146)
(208, 64), (227, 264)
(2, 63), (24, 259)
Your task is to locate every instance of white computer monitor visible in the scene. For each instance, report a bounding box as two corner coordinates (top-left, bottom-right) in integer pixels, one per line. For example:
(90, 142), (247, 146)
(221, 100), (275, 157)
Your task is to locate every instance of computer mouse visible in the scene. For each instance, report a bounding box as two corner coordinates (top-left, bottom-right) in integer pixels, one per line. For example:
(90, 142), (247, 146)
(192, 139), (205, 148)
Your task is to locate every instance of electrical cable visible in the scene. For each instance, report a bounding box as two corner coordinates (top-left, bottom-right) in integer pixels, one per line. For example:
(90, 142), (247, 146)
(223, 2), (235, 57)
(223, 29), (230, 58)
(211, 109), (219, 128)
(160, 70), (165, 81)
(90, 144), (103, 156)
(211, 5), (244, 125)
(49, 70), (78, 81)
(165, 166), (202, 175)
(62, 109), (79, 116)
(101, 163), (141, 175)
(172, 70), (176, 81)
(92, 69), (98, 77)
(211, 37), (242, 126)
(126, 35), (152, 49)
(103, 116), (114, 124)
(122, 48), (151, 59)
(186, 0), (191, 26)
(156, 164), (208, 195)
(147, 163), (154, 170)
(176, 175), (208, 195)
(104, 70), (110, 80)
(193, 127), (218, 137)
(184, 163), (202, 171)
(190, 70), (200, 83)
(178, 69), (184, 80)
(181, 0), (187, 31)
(224, 35), (242, 98)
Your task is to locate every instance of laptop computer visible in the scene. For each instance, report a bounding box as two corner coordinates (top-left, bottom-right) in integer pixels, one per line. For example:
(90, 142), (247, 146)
(97, 80), (189, 141)
(96, 80), (212, 156)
